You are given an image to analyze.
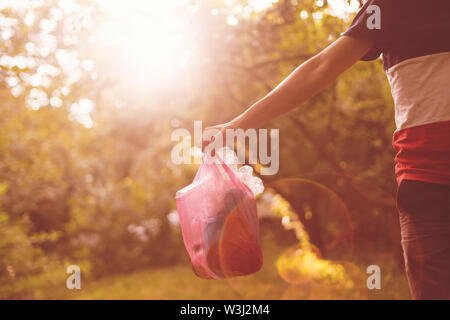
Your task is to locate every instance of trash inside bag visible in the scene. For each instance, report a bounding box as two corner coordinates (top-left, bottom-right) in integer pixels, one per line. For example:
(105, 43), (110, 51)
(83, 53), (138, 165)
(176, 153), (263, 279)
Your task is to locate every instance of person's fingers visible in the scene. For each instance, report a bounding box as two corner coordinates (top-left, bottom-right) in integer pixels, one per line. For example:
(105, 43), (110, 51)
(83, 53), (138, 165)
(201, 134), (214, 153)
(202, 126), (223, 153)
(201, 127), (213, 152)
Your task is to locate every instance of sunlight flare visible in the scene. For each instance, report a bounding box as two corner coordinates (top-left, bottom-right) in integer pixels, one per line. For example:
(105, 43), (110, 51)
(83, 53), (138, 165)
(94, 0), (193, 82)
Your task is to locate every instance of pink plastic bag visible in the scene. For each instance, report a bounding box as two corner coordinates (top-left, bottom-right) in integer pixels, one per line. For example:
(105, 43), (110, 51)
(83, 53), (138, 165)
(176, 153), (263, 279)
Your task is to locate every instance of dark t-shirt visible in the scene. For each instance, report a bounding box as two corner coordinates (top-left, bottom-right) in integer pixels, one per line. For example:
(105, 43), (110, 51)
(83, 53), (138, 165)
(342, 0), (450, 185)
(342, 0), (450, 70)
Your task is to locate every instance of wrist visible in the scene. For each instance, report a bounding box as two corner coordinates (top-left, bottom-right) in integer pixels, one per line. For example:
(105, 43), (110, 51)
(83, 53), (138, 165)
(228, 115), (245, 130)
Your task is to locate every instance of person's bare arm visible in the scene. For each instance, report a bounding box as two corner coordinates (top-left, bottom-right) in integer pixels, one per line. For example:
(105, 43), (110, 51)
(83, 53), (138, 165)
(205, 36), (374, 136)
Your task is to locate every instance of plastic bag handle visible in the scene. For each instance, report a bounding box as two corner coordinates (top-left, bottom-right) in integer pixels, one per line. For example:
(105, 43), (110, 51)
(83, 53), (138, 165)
(195, 151), (254, 196)
(194, 151), (234, 181)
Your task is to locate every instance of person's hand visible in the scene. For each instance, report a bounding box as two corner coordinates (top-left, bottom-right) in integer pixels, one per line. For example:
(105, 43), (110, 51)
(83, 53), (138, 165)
(202, 119), (242, 153)
(202, 123), (228, 153)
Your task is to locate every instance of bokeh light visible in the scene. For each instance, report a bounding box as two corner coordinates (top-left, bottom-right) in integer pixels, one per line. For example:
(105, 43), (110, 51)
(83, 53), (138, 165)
(269, 178), (354, 259)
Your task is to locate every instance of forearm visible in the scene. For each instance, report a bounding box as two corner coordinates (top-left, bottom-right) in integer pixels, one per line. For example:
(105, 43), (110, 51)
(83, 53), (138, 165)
(227, 36), (373, 130)
(232, 55), (337, 130)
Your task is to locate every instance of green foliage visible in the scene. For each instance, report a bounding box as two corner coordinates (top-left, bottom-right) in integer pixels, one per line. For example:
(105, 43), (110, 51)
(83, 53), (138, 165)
(0, 0), (403, 298)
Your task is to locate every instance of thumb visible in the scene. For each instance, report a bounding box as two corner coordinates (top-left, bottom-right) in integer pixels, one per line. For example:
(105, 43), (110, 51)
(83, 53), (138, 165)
(202, 126), (224, 153)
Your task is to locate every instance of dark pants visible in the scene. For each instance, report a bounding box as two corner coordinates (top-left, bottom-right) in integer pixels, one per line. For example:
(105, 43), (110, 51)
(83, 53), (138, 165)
(397, 179), (450, 299)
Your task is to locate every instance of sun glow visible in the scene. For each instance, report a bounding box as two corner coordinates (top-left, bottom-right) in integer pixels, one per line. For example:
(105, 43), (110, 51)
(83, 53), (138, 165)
(93, 0), (285, 81)
(94, 0), (194, 83)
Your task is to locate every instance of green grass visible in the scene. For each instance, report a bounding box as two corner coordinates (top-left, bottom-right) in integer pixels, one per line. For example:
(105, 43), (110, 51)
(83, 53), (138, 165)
(68, 265), (260, 300)
(53, 233), (410, 300)
(61, 233), (292, 300)
(58, 262), (409, 300)
(2, 228), (410, 299)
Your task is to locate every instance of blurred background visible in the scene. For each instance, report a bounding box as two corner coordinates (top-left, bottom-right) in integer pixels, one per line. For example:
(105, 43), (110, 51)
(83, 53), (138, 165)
(0, 0), (410, 299)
